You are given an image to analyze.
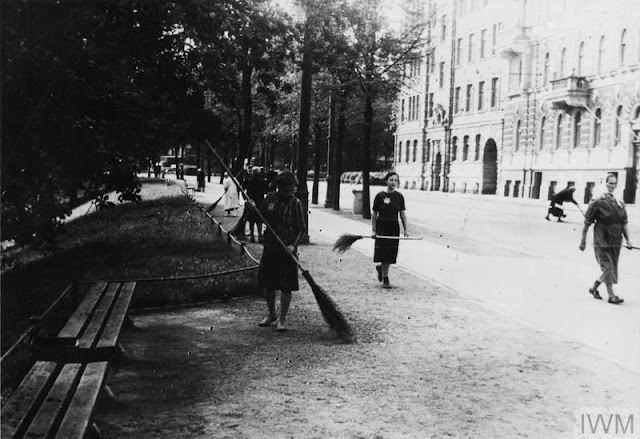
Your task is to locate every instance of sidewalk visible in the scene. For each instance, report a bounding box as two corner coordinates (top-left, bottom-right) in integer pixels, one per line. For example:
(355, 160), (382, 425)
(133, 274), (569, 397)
(94, 178), (640, 438)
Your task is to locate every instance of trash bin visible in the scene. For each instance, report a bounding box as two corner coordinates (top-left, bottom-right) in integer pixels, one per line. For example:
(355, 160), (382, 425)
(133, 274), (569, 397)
(352, 189), (363, 214)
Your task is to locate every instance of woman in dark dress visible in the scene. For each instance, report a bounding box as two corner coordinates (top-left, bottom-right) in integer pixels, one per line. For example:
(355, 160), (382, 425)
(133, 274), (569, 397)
(371, 172), (409, 288)
(579, 174), (633, 304)
(255, 171), (305, 332)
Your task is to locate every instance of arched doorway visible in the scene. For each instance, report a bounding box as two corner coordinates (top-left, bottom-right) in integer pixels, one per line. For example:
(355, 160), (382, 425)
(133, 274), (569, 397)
(482, 139), (498, 194)
(433, 152), (442, 191)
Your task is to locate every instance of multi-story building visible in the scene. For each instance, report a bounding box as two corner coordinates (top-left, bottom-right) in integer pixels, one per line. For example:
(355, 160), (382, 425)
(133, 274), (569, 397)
(394, 0), (640, 205)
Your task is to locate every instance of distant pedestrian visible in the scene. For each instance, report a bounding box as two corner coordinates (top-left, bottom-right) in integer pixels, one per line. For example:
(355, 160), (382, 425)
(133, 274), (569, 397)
(372, 171), (409, 289)
(546, 185), (582, 222)
(246, 167), (268, 243)
(222, 172), (240, 215)
(579, 174), (633, 304)
(254, 171), (305, 332)
(197, 168), (205, 192)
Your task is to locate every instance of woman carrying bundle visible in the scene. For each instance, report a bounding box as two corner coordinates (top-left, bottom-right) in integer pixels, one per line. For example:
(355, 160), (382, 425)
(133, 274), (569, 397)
(372, 171), (409, 289)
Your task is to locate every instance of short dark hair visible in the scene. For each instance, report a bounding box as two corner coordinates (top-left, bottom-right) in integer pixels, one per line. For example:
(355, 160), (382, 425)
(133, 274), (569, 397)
(606, 173), (617, 183)
(384, 171), (399, 182)
(276, 171), (298, 188)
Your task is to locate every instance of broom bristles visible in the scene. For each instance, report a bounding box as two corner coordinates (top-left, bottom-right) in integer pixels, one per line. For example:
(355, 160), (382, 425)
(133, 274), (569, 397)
(302, 270), (354, 343)
(333, 234), (364, 254)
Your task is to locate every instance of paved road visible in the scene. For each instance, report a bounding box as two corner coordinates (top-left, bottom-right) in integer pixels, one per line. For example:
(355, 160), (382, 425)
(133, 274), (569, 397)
(176, 175), (640, 375)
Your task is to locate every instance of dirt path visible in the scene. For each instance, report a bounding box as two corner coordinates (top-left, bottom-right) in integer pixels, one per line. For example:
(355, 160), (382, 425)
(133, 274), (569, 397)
(96, 210), (640, 439)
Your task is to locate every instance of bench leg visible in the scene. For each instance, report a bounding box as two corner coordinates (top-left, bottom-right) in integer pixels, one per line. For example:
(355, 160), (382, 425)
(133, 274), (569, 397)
(102, 384), (116, 401)
(89, 421), (102, 438)
(116, 342), (129, 359)
(124, 315), (136, 329)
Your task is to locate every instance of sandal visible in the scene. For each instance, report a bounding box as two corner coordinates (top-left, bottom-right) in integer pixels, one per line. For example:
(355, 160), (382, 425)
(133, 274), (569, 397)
(589, 288), (602, 300)
(608, 295), (624, 305)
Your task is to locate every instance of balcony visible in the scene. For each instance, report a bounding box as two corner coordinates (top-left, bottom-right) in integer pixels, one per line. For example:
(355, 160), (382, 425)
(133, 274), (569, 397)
(498, 26), (532, 58)
(548, 76), (589, 109)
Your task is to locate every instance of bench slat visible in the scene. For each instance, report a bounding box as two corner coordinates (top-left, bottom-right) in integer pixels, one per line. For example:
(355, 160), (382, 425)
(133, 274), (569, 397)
(96, 282), (136, 350)
(78, 283), (120, 350)
(1, 361), (58, 438)
(57, 282), (108, 340)
(54, 362), (109, 439)
(25, 363), (83, 439)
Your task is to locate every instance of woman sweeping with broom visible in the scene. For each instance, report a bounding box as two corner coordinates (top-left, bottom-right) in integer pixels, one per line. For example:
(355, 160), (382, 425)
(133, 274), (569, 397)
(372, 171), (409, 289)
(251, 171), (305, 332)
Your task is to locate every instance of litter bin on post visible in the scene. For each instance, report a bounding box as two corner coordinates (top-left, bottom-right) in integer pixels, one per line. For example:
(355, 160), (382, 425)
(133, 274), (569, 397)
(352, 189), (363, 214)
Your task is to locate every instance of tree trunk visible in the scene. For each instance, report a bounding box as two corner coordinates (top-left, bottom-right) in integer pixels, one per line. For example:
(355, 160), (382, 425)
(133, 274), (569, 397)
(362, 89), (373, 219)
(295, 18), (313, 244)
(311, 122), (322, 205)
(324, 93), (335, 208)
(236, 41), (253, 175)
(332, 90), (346, 210)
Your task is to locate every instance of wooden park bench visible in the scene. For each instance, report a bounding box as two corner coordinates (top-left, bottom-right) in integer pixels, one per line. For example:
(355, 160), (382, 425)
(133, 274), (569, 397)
(1, 361), (109, 438)
(36, 281), (137, 363)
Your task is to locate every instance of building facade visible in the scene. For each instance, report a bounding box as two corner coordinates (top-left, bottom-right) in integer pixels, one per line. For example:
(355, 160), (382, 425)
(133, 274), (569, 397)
(394, 0), (640, 205)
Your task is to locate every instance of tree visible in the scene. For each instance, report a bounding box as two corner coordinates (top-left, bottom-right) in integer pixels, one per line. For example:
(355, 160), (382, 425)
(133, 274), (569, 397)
(344, 0), (425, 218)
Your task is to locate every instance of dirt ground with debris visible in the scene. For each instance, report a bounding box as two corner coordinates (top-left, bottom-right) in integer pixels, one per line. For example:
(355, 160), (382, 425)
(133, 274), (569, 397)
(96, 210), (640, 439)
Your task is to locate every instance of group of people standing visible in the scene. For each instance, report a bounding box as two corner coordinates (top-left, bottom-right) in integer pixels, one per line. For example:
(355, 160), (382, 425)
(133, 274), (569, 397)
(216, 167), (633, 335)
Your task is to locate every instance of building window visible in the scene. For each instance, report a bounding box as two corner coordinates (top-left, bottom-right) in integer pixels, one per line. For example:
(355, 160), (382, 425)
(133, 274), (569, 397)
(456, 38), (463, 65)
(620, 29), (627, 66)
(492, 23), (497, 54)
(491, 78), (498, 108)
(475, 134), (481, 160)
(578, 42), (584, 75)
(439, 62), (445, 88)
(430, 50), (436, 73)
(405, 140), (410, 163)
(480, 29), (486, 59)
(401, 99), (405, 121)
(543, 52), (550, 84)
(540, 116), (546, 150)
(573, 111), (582, 149)
(478, 81), (485, 110)
(425, 140), (431, 162)
(454, 87), (461, 113)
(598, 36), (605, 75)
(463, 136), (469, 160)
(452, 136), (458, 161)
(559, 47), (566, 78)
(466, 84), (472, 112)
(468, 33), (474, 63)
(413, 140), (418, 162)
(593, 109), (602, 147)
(555, 113), (564, 149)
(397, 141), (402, 162)
(515, 120), (521, 151)
(441, 15), (447, 41)
(614, 105), (622, 144)
(428, 93), (434, 117)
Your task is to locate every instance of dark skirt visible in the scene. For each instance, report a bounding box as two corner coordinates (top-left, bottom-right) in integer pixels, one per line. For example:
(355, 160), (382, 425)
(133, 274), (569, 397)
(258, 244), (299, 291)
(374, 220), (400, 264)
(246, 203), (263, 223)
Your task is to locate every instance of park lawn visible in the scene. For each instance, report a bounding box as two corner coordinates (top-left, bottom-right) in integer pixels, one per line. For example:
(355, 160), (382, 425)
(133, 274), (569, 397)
(0, 179), (259, 355)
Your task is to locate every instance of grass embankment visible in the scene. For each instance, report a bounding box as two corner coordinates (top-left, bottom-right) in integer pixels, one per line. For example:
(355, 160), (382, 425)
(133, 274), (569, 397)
(1, 180), (260, 356)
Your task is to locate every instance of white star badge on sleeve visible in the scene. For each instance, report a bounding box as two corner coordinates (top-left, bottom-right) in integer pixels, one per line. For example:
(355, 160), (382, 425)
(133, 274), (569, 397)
(383, 197), (391, 204)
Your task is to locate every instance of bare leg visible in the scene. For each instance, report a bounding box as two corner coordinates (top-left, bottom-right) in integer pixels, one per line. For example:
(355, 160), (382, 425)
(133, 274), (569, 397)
(280, 291), (292, 323)
(382, 263), (391, 288)
(259, 289), (278, 326)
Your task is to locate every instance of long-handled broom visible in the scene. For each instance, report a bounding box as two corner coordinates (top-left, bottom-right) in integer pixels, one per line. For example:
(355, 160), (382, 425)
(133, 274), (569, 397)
(205, 140), (354, 342)
(333, 234), (422, 254)
(205, 194), (225, 213)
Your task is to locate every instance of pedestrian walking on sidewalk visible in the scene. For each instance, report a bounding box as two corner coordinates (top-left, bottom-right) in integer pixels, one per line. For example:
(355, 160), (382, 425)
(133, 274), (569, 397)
(246, 167), (268, 243)
(579, 174), (633, 305)
(254, 171), (305, 332)
(372, 171), (409, 289)
(546, 185), (582, 222)
(222, 172), (240, 215)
